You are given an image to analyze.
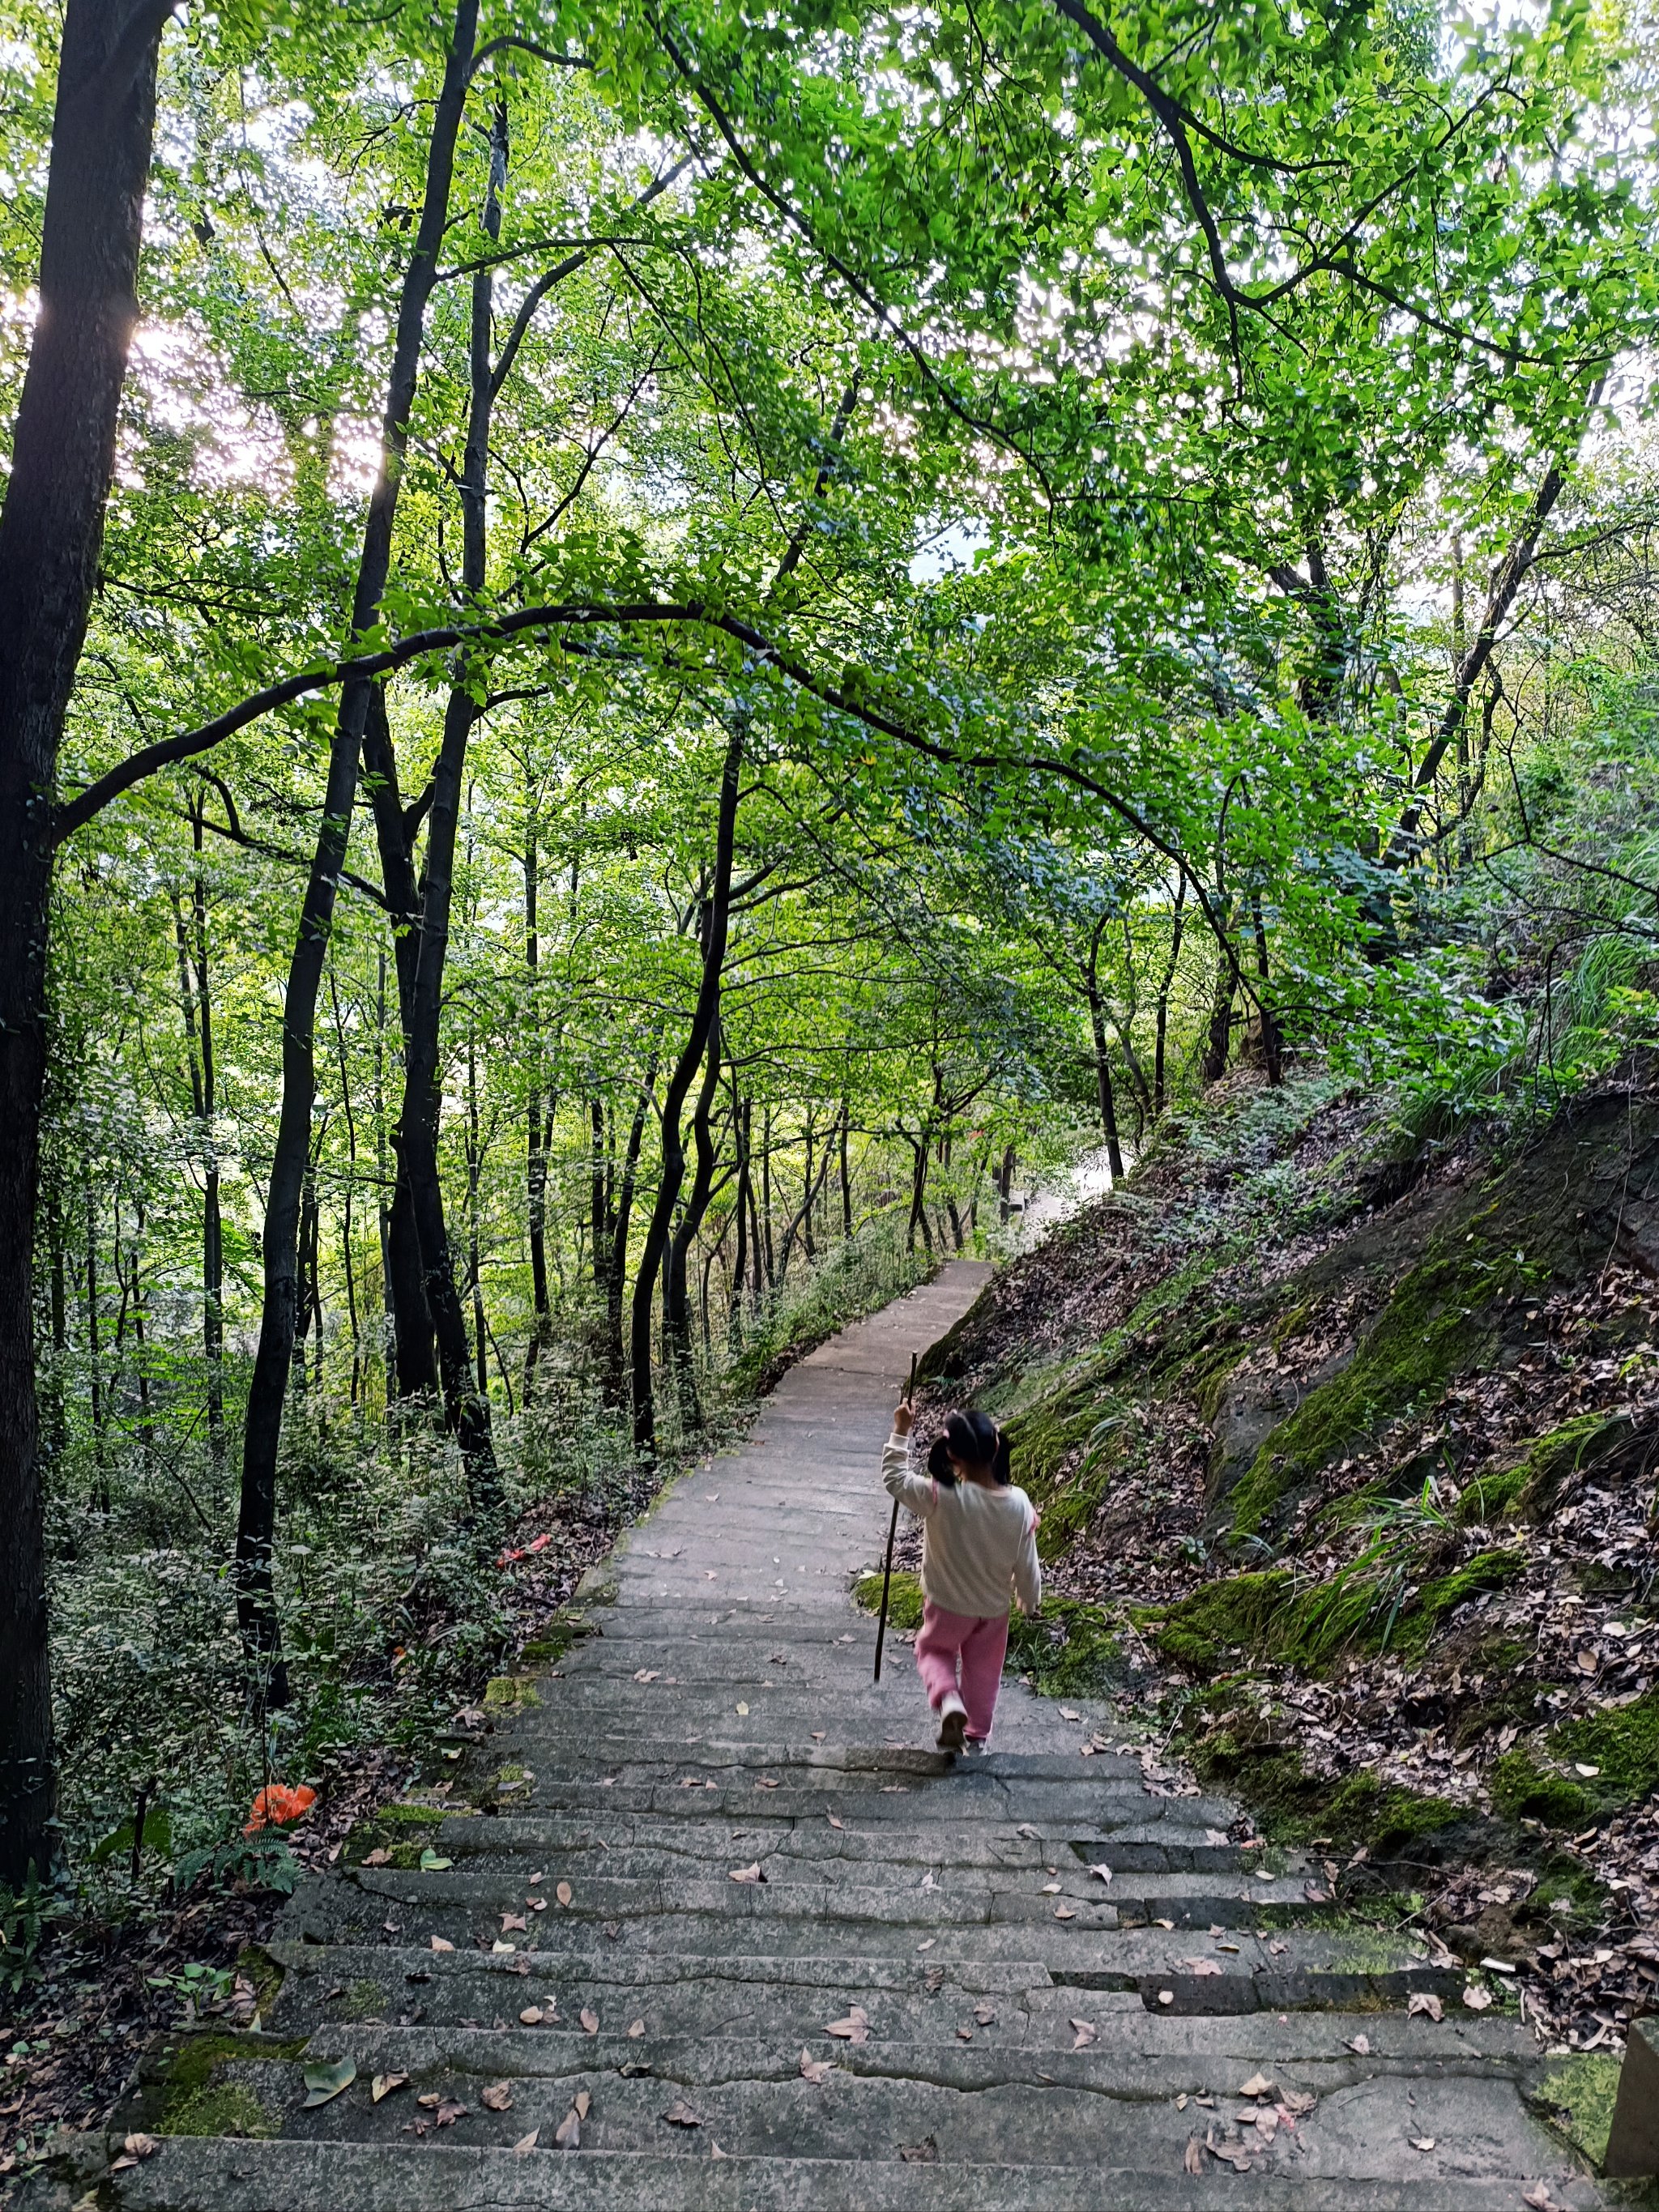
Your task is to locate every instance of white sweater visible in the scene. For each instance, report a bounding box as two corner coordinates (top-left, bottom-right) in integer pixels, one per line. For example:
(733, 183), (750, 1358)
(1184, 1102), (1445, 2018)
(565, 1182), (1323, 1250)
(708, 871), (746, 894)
(881, 1434), (1042, 1621)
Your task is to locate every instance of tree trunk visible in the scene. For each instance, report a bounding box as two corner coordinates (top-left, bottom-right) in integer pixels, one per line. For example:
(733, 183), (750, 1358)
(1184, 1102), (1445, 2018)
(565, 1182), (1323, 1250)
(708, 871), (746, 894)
(665, 1019), (723, 1423)
(629, 727), (744, 1450)
(1250, 894), (1282, 1086)
(238, 0), (477, 1700)
(0, 0), (177, 1887)
(393, 94), (507, 1511)
(839, 1104), (853, 1239)
(1085, 914), (1126, 1182)
(1152, 875), (1187, 1116)
(522, 795), (553, 1396)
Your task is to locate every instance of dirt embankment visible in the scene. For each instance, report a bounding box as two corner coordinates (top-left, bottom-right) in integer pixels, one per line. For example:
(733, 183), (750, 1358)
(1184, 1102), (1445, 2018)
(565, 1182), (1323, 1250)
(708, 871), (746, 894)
(912, 1074), (1659, 2060)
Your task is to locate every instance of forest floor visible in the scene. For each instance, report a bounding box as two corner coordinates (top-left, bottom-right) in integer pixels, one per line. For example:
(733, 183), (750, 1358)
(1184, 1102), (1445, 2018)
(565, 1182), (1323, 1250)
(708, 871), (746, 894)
(900, 1065), (1659, 2099)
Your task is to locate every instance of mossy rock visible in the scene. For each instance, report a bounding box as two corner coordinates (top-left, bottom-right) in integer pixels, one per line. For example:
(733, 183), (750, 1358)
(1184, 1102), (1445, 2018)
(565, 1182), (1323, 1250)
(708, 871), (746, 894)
(1454, 1463), (1530, 1525)
(521, 1609), (596, 1668)
(1151, 1571), (1294, 1673)
(164, 2080), (276, 2137)
(483, 1674), (540, 1713)
(162, 2031), (305, 2099)
(1191, 1735), (1460, 1858)
(855, 1569), (923, 1634)
(1490, 1753), (1597, 1828)
(1229, 1231), (1520, 1533)
(1461, 1413), (1638, 1529)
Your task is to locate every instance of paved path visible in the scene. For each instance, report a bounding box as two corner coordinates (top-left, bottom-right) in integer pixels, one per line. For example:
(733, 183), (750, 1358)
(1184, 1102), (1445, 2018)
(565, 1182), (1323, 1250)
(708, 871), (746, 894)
(28, 1264), (1604, 2208)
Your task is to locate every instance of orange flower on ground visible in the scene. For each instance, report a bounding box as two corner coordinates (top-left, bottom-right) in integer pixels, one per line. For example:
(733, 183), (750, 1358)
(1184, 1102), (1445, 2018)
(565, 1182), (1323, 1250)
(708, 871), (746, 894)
(244, 1784), (318, 1835)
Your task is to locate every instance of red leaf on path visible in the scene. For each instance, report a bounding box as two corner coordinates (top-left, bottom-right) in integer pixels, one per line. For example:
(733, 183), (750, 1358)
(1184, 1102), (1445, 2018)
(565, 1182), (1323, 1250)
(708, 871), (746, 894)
(243, 1783), (317, 1835)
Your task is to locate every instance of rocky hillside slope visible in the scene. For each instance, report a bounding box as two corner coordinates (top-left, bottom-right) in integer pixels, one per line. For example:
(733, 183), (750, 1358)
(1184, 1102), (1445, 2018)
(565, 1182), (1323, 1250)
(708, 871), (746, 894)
(903, 1072), (1659, 2082)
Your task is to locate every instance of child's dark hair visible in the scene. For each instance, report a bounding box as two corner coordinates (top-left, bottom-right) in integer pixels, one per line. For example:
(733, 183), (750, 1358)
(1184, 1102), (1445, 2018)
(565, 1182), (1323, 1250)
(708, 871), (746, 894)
(926, 1408), (1012, 1486)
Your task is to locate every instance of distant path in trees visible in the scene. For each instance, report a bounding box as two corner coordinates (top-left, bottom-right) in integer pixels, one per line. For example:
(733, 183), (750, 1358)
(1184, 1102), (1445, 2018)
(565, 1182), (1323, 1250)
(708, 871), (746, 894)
(40, 1260), (1603, 2209)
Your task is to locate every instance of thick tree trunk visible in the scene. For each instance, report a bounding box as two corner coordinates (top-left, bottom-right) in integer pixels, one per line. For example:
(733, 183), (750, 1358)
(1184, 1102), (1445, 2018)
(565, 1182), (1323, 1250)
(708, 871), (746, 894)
(0, 0), (176, 1880)
(1152, 875), (1187, 1116)
(238, 0), (477, 1696)
(664, 1021), (723, 1422)
(629, 726), (744, 1451)
(394, 96), (510, 1511)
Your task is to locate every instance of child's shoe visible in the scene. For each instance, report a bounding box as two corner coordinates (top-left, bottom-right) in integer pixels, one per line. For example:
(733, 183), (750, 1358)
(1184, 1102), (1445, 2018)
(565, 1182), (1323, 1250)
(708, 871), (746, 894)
(936, 1694), (967, 1753)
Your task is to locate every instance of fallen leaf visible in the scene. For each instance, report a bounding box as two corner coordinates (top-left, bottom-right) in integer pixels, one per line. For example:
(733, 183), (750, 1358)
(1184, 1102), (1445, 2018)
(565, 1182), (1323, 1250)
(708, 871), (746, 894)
(1054, 1904), (1076, 1921)
(1179, 1958), (1224, 1976)
(1060, 1708), (1082, 1721)
(434, 2096), (467, 2127)
(574, 2092), (591, 2120)
(957, 2027), (973, 2042)
(1017, 1823), (1039, 1839)
(711, 2140), (728, 2158)
(492, 1941), (517, 1955)
(800, 2048), (833, 2085)
(827, 1814), (843, 1830)
(429, 1935), (454, 1953)
(1279, 2088), (1316, 2116)
(663, 2099), (704, 2128)
(628, 2018), (645, 2039)
(554, 2108), (581, 2150)
(301, 2057), (357, 2108)
(556, 1882), (573, 1907)
(975, 2003), (996, 2026)
(480, 2082), (513, 2112)
(1410, 2136), (1435, 2152)
(362, 1847), (391, 1867)
(729, 1861), (764, 1884)
(1407, 1992), (1444, 2022)
(122, 2134), (158, 2159)
(518, 2007), (544, 2027)
(501, 1913), (527, 1933)
(1086, 1862), (1113, 1884)
(1183, 2135), (1204, 2176)
(370, 2072), (408, 2103)
(417, 2093), (441, 2108)
(736, 1703), (749, 1715)
(513, 2129), (539, 2154)
(1462, 1984), (1494, 2012)
(420, 1849), (453, 1871)
(1042, 1880), (1061, 1894)
(580, 2007), (599, 2034)
(1523, 2185), (1568, 2211)
(633, 1669), (659, 1682)
(825, 2005), (871, 2043)
(1157, 1988), (1175, 2005)
(1238, 2073), (1275, 2099)
(1205, 2131), (1252, 2172)
(1071, 2018), (1098, 2049)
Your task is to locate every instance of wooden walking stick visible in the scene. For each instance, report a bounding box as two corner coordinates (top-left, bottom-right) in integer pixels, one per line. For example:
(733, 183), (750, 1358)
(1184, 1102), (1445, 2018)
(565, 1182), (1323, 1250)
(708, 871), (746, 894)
(874, 1352), (918, 1683)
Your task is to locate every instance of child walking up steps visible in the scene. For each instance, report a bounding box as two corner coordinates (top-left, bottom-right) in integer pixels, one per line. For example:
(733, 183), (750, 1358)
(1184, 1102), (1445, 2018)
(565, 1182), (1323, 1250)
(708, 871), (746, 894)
(882, 1401), (1042, 1752)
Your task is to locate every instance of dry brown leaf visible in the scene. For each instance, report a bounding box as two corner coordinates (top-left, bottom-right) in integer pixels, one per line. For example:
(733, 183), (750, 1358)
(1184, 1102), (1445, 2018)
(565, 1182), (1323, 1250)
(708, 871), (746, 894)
(1017, 1823), (1039, 1839)
(1238, 2073), (1275, 2099)
(370, 2072), (408, 2103)
(481, 2082), (513, 2112)
(434, 2096), (467, 2127)
(825, 2005), (870, 2043)
(800, 2048), (833, 2086)
(1345, 2033), (1371, 2055)
(1410, 2136), (1435, 2152)
(826, 1814), (843, 1830)
(512, 2129), (539, 2154)
(518, 2007), (544, 2027)
(362, 1847), (391, 1866)
(1407, 1992), (1444, 2022)
(1205, 2131), (1251, 2172)
(1462, 1984), (1494, 2012)
(554, 2108), (581, 2150)
(729, 1861), (764, 1884)
(627, 2018), (645, 2039)
(663, 2099), (703, 2128)
(574, 2091), (591, 2120)
(417, 2093), (440, 2108)
(975, 2003), (996, 2026)
(429, 1935), (454, 1953)
(122, 2135), (158, 2159)
(1054, 1904), (1076, 1920)
(501, 1913), (527, 1933)
(556, 1881), (573, 1907)
(1279, 2088), (1316, 2116)
(1041, 1880), (1061, 1894)
(580, 2007), (599, 2034)
(1071, 2018), (1098, 2049)
(1179, 1957), (1224, 1975)
(1183, 2135), (1204, 2176)
(957, 2026), (973, 2042)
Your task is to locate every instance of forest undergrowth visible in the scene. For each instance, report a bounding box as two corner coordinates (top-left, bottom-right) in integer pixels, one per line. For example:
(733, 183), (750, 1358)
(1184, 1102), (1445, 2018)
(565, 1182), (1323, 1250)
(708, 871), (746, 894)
(0, 1219), (930, 2176)
(903, 1068), (1659, 2068)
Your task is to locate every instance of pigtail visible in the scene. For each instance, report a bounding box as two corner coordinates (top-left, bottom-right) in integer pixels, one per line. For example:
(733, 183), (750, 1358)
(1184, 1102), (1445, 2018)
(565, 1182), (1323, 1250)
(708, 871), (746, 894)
(991, 1427), (1012, 1485)
(926, 1434), (956, 1485)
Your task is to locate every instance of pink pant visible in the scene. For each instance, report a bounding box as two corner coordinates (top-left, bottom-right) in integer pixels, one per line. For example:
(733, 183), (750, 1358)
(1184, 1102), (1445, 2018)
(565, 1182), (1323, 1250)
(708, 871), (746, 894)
(915, 1602), (1009, 1741)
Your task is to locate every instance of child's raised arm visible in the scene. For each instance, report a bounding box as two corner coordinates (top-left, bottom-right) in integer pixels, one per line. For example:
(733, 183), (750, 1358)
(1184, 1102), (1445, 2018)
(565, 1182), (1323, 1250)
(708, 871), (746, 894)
(881, 1421), (938, 1521)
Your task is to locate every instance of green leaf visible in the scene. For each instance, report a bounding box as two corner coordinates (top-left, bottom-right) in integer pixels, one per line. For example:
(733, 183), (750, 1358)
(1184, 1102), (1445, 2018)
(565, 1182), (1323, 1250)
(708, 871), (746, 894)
(301, 2057), (357, 2108)
(419, 1848), (454, 1871)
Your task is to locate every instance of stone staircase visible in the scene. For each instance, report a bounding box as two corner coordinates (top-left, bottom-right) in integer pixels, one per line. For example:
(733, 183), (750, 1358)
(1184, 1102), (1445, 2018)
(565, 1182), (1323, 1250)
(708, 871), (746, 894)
(23, 1264), (1602, 2209)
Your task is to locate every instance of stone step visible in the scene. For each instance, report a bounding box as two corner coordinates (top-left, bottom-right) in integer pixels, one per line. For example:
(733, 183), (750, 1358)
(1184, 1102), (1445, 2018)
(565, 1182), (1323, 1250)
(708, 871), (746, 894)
(27, 2135), (1601, 2212)
(113, 2043), (1568, 2185)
